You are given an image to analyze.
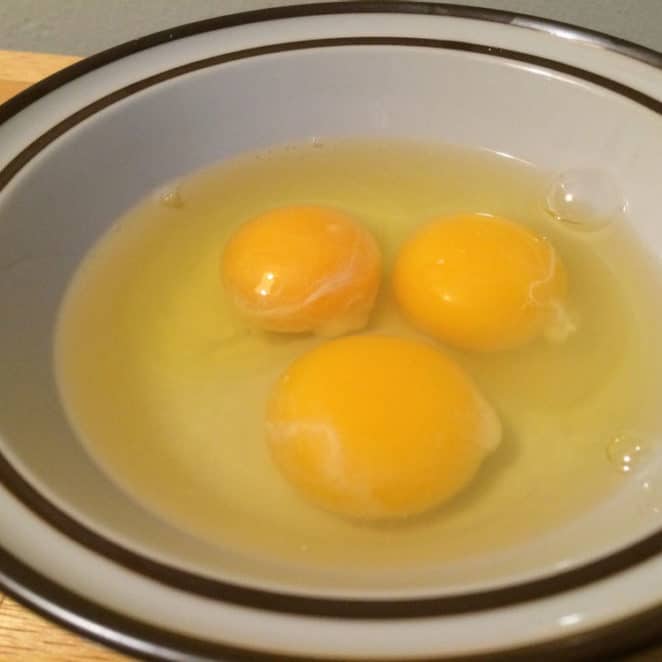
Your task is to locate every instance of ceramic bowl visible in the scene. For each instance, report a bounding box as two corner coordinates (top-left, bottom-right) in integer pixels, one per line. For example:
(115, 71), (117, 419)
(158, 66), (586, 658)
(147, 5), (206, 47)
(1, 2), (662, 659)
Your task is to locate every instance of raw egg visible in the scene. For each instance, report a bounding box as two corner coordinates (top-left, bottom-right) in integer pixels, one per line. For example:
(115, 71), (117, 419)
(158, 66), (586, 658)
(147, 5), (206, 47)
(221, 205), (381, 335)
(393, 213), (569, 351)
(266, 334), (501, 520)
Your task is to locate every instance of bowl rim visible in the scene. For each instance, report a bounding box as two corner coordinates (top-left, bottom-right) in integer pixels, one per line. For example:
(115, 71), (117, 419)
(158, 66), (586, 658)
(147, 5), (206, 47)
(1, 1), (662, 660)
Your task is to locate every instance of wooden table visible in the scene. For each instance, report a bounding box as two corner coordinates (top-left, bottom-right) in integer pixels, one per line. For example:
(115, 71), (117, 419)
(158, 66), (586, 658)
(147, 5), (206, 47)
(0, 49), (79, 104)
(1, 47), (661, 662)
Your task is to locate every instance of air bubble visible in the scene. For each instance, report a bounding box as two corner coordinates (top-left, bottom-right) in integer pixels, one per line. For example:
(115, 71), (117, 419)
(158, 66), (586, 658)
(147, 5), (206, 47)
(606, 433), (647, 473)
(158, 186), (184, 209)
(546, 169), (626, 232)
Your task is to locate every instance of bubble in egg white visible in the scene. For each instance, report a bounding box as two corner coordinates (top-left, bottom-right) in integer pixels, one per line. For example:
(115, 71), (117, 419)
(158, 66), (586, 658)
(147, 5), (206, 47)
(606, 432), (647, 473)
(546, 168), (626, 231)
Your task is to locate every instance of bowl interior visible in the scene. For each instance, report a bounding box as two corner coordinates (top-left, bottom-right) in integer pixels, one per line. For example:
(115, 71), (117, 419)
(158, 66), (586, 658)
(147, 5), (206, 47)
(1, 40), (662, 598)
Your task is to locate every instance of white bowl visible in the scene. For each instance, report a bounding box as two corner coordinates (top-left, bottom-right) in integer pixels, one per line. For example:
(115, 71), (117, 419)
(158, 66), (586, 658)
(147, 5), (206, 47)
(1, 2), (662, 659)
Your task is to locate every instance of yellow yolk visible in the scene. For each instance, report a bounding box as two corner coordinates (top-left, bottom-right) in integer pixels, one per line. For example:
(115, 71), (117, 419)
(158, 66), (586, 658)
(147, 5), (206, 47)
(221, 205), (381, 335)
(393, 214), (569, 352)
(266, 335), (501, 520)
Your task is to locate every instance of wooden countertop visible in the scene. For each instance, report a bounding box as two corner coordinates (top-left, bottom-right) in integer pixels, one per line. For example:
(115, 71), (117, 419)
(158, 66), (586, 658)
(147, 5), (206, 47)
(0, 47), (660, 662)
(0, 49), (79, 104)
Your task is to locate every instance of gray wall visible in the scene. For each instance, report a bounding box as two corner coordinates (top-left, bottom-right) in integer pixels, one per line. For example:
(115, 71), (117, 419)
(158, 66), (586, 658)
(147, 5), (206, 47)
(1, 0), (661, 56)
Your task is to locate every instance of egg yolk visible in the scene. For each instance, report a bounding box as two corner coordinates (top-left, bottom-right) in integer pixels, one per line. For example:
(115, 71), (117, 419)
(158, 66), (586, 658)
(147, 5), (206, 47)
(221, 205), (381, 335)
(393, 214), (569, 352)
(266, 335), (501, 520)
